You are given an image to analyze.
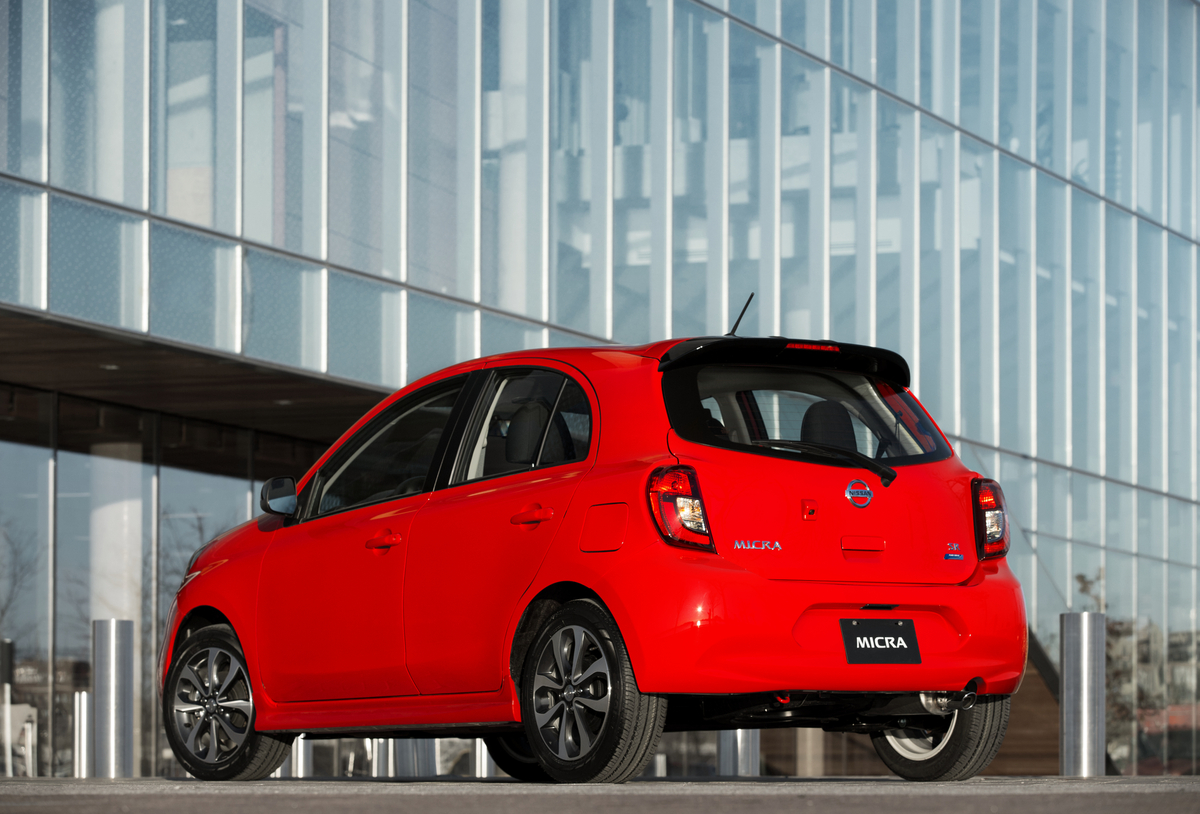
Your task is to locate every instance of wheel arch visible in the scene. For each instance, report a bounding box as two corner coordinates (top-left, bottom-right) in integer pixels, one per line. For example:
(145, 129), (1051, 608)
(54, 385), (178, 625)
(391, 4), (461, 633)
(509, 581), (607, 685)
(174, 605), (235, 657)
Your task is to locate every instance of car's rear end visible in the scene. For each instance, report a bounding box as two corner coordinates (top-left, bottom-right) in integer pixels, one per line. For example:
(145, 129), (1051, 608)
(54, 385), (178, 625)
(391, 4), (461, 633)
(612, 336), (1026, 780)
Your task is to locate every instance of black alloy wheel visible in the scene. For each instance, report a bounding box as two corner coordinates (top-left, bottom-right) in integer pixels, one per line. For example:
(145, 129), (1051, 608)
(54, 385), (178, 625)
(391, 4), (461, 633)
(163, 624), (293, 780)
(519, 599), (667, 783)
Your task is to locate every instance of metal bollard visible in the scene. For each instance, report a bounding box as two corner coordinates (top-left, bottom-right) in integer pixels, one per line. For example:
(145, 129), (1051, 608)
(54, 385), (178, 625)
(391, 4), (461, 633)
(22, 721), (35, 778)
(2, 638), (12, 778)
(92, 619), (134, 778)
(717, 729), (760, 776)
(1060, 612), (1106, 777)
(73, 691), (92, 778)
(473, 738), (495, 778)
(292, 734), (313, 777)
(393, 739), (437, 777)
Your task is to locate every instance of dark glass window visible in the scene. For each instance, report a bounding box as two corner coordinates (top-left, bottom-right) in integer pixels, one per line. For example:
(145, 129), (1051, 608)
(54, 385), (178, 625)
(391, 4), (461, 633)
(457, 369), (564, 482)
(539, 378), (591, 466)
(311, 378), (463, 516)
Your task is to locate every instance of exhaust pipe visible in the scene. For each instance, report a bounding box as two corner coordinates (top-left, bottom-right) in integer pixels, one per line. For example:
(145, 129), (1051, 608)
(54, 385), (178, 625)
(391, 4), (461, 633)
(919, 690), (977, 715)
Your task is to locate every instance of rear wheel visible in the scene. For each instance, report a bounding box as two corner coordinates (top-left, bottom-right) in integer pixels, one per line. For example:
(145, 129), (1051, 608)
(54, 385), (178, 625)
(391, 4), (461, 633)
(519, 600), (666, 783)
(483, 732), (551, 781)
(870, 695), (1010, 781)
(163, 624), (293, 780)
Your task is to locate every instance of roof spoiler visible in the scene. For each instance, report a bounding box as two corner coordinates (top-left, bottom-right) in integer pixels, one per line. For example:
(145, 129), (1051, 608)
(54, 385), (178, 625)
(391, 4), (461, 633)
(657, 337), (911, 389)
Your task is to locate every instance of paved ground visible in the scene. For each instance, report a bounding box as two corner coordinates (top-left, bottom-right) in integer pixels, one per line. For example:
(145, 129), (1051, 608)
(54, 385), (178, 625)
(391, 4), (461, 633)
(1, 776), (1198, 814)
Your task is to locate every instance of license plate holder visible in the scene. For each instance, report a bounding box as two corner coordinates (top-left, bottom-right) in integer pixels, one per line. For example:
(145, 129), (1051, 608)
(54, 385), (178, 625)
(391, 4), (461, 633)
(840, 618), (921, 664)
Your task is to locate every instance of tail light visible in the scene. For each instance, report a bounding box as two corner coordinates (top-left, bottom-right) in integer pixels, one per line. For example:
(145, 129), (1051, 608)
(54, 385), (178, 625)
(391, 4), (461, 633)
(972, 478), (1010, 559)
(648, 466), (715, 552)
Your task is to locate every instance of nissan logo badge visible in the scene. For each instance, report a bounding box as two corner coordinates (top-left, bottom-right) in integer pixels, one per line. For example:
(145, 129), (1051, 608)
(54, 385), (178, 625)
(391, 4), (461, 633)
(845, 480), (873, 508)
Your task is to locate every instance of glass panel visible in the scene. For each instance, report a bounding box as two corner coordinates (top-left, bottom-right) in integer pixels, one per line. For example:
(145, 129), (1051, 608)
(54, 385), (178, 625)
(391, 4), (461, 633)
(919, 0), (955, 121)
(548, 328), (585, 347)
(0, 385), (52, 776)
(241, 250), (324, 371)
(0, 177), (43, 308)
(1107, 483), (1136, 553)
(0, 0), (47, 180)
(541, 377), (592, 466)
(1036, 173), (1068, 465)
(959, 0), (983, 138)
(999, 156), (1032, 453)
(1138, 557), (1167, 773)
(149, 223), (238, 351)
(328, 0), (387, 276)
(481, 0), (537, 316)
(49, 0), (146, 207)
(1139, 491), (1166, 560)
(781, 1), (807, 54)
(1071, 472), (1103, 546)
(1071, 0), (1102, 191)
(1168, 498), (1195, 566)
(959, 137), (987, 442)
(1166, 562), (1196, 774)
(1106, 207), (1135, 483)
(1137, 221), (1164, 491)
(1072, 189), (1102, 475)
(406, 292), (474, 383)
(156, 416), (251, 778)
(728, 24), (761, 335)
(252, 431), (325, 488)
(481, 311), (543, 356)
(313, 380), (464, 513)
(54, 397), (154, 777)
(1034, 535), (1069, 652)
(1137, 0), (1165, 222)
(150, 0), (235, 229)
(781, 48), (819, 338)
(1035, 0), (1068, 175)
(48, 196), (144, 330)
(1168, 0), (1194, 234)
(1106, 549), (1137, 774)
(829, 0), (872, 82)
(999, 0), (1033, 158)
(612, 0), (651, 343)
(458, 369), (563, 482)
(875, 95), (909, 356)
(1106, 0), (1135, 207)
(829, 73), (868, 345)
(408, 0), (460, 294)
(917, 116), (953, 424)
(1167, 237), (1194, 498)
(327, 271), (402, 388)
(549, 0), (593, 334)
(243, 0), (323, 256)
(1036, 463), (1068, 541)
(998, 451), (1036, 608)
(1073, 541), (1103, 613)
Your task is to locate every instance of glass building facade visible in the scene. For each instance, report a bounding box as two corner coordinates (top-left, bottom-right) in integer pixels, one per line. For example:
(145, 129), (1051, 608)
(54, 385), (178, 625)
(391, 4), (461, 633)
(0, 0), (1198, 777)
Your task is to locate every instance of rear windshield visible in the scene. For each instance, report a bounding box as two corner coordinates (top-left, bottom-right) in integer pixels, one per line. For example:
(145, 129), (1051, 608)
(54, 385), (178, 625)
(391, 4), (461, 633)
(662, 365), (952, 467)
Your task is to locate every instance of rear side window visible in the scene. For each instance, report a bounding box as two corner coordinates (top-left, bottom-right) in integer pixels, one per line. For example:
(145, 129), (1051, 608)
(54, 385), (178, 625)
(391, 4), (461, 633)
(664, 365), (950, 467)
(453, 369), (592, 484)
(310, 378), (463, 516)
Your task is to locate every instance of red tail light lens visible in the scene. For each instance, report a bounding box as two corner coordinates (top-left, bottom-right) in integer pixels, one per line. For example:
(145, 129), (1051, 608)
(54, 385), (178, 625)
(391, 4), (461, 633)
(648, 466), (715, 552)
(972, 478), (1010, 559)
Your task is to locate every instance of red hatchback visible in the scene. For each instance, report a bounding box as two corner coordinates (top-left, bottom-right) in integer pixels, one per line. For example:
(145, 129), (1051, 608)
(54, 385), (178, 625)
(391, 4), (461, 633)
(160, 337), (1026, 783)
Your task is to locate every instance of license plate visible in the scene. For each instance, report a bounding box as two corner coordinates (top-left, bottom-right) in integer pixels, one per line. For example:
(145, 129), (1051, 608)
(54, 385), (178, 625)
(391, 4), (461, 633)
(840, 619), (921, 664)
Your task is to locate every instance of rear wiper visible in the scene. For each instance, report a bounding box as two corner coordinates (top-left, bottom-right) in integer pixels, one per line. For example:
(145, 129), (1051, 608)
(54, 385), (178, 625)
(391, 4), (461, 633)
(750, 439), (898, 487)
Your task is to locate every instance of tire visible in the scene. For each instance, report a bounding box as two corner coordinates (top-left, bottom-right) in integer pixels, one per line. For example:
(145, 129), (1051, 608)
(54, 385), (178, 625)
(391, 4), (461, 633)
(870, 694), (1011, 781)
(163, 624), (293, 780)
(483, 733), (552, 782)
(519, 599), (667, 783)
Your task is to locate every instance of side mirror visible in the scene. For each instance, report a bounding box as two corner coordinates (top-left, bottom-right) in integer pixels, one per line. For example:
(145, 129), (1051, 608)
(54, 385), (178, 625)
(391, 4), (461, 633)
(260, 476), (298, 516)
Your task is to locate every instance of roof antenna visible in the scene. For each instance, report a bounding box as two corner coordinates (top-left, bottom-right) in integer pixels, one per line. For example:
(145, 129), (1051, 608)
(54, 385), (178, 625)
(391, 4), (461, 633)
(726, 292), (755, 336)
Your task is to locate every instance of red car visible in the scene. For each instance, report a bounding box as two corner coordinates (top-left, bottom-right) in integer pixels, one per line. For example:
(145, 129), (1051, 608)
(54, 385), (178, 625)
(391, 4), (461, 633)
(160, 337), (1026, 783)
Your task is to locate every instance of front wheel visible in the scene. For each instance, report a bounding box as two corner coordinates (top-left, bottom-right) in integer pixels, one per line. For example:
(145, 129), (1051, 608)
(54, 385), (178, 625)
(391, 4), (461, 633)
(870, 694), (1011, 781)
(519, 599), (666, 783)
(163, 624), (293, 780)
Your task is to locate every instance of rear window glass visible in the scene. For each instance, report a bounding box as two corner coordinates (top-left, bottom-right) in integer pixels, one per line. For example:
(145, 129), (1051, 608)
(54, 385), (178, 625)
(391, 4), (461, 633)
(663, 365), (951, 467)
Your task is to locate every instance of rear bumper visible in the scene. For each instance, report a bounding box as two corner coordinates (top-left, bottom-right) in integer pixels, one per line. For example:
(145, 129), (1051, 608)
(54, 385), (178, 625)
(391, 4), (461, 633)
(608, 548), (1027, 696)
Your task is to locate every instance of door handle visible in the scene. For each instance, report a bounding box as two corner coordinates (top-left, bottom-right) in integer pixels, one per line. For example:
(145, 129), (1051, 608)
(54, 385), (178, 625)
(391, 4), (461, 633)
(510, 506), (554, 525)
(366, 530), (402, 549)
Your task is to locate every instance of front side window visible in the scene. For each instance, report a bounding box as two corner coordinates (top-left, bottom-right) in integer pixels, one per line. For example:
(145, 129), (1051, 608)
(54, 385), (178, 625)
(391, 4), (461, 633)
(310, 378), (463, 516)
(663, 365), (950, 467)
(454, 368), (592, 484)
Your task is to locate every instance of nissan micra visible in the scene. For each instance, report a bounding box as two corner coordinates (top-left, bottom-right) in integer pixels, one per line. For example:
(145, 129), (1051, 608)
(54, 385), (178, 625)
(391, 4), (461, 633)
(160, 336), (1026, 783)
